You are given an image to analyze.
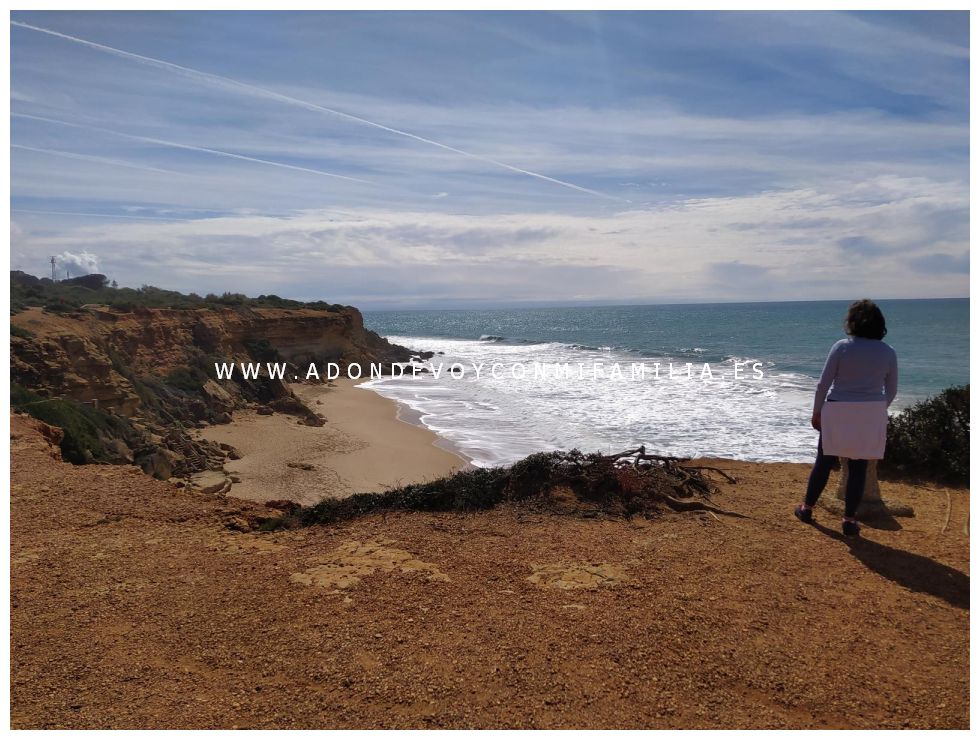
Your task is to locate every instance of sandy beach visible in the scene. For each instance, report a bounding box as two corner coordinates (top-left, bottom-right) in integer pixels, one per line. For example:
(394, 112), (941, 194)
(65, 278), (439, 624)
(195, 379), (467, 506)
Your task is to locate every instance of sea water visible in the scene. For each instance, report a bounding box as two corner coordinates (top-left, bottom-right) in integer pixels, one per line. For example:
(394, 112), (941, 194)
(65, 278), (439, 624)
(363, 299), (969, 466)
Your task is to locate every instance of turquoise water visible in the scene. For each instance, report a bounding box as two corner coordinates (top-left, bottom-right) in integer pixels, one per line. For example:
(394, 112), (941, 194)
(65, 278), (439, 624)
(362, 299), (968, 465)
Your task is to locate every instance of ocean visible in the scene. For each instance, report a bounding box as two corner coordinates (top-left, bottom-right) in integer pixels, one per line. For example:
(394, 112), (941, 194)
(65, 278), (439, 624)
(362, 299), (969, 467)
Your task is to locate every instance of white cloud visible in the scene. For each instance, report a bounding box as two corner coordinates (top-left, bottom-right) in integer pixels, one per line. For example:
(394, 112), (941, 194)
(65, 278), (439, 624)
(9, 12), (967, 306)
(10, 174), (967, 307)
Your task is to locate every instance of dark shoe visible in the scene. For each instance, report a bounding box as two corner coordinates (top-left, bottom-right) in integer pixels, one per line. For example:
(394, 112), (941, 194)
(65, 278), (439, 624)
(842, 518), (860, 537)
(794, 504), (813, 524)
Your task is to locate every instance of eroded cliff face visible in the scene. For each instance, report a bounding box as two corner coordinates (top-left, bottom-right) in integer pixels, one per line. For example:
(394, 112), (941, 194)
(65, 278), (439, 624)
(10, 303), (413, 480)
(11, 304), (410, 416)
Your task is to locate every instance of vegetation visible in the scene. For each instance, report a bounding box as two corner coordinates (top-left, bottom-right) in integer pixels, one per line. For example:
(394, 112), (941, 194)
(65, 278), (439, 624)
(10, 323), (33, 339)
(11, 382), (136, 464)
(165, 367), (209, 394)
(261, 448), (738, 530)
(10, 381), (42, 408)
(162, 349), (219, 393)
(11, 271), (348, 315)
(243, 338), (281, 363)
(880, 385), (969, 485)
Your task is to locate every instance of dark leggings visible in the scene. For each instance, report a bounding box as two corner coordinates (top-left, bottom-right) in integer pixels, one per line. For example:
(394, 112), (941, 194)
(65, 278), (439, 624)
(804, 435), (868, 518)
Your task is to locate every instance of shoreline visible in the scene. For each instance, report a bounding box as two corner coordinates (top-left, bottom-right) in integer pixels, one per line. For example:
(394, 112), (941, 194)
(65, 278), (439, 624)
(370, 384), (474, 465)
(194, 379), (469, 506)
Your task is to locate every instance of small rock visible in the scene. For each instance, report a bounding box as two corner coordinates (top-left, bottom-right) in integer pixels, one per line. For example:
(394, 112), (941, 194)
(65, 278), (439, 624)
(218, 442), (242, 460)
(225, 517), (251, 533)
(190, 470), (231, 495)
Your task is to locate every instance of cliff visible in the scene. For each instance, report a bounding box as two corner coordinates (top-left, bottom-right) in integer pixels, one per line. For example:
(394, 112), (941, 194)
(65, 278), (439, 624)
(11, 304), (409, 414)
(10, 302), (412, 478)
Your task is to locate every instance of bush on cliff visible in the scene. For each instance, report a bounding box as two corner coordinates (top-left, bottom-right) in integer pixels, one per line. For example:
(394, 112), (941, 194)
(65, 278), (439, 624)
(262, 449), (736, 530)
(880, 385), (969, 485)
(165, 366), (209, 393)
(243, 338), (281, 362)
(11, 271), (351, 314)
(10, 323), (33, 338)
(11, 381), (42, 408)
(11, 382), (134, 465)
(279, 466), (511, 529)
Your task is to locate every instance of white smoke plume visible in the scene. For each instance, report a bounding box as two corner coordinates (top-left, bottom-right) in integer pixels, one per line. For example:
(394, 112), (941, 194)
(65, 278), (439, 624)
(55, 250), (100, 276)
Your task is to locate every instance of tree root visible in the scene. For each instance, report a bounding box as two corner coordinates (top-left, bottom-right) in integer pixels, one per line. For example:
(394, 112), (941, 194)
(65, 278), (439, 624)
(662, 495), (749, 518)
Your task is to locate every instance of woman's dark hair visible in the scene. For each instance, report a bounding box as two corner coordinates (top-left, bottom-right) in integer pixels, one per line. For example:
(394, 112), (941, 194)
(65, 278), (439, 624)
(844, 299), (887, 340)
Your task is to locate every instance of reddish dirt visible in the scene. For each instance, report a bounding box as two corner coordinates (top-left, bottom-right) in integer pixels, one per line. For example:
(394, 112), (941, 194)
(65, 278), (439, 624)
(10, 413), (969, 729)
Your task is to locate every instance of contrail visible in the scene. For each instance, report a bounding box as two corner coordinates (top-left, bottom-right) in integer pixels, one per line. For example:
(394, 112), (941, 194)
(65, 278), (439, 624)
(11, 19), (617, 201)
(12, 208), (188, 221)
(12, 112), (373, 185)
(12, 143), (180, 175)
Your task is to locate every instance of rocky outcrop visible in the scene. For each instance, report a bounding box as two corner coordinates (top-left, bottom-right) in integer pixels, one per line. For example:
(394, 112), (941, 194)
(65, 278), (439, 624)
(10, 327), (141, 415)
(10, 413), (64, 461)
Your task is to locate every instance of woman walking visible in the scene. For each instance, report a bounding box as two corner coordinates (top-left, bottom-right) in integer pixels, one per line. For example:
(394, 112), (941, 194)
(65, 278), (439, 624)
(794, 299), (898, 537)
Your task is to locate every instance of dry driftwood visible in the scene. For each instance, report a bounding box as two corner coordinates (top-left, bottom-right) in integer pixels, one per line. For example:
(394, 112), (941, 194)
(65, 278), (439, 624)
(603, 445), (739, 483)
(590, 445), (746, 518)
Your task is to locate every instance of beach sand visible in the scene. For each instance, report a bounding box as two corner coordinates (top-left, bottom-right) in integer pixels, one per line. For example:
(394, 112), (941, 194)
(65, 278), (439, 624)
(194, 379), (467, 506)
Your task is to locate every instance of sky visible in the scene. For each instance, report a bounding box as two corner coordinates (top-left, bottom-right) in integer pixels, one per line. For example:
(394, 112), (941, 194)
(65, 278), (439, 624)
(9, 10), (970, 309)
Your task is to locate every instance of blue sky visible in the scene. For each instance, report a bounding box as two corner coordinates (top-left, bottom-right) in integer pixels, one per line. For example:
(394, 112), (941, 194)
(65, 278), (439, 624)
(10, 11), (969, 308)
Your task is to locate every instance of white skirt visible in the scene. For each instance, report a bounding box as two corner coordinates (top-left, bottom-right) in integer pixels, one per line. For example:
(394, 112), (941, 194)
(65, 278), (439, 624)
(822, 400), (888, 460)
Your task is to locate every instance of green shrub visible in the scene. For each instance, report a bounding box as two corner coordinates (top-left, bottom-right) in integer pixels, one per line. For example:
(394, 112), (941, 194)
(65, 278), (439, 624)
(243, 338), (280, 362)
(165, 366), (207, 393)
(10, 381), (41, 407)
(10, 323), (33, 339)
(15, 397), (120, 463)
(43, 299), (77, 313)
(268, 448), (723, 530)
(880, 385), (969, 485)
(11, 271), (346, 315)
(287, 466), (511, 528)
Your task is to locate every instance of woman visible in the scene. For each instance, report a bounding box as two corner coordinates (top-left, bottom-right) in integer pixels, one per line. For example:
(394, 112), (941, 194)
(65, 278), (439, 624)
(794, 299), (898, 537)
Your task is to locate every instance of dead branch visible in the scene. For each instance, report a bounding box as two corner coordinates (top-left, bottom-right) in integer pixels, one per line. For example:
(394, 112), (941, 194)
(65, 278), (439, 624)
(662, 495), (749, 518)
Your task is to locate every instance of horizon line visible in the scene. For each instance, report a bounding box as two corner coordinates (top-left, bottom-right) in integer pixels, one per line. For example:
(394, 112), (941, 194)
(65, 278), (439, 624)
(356, 296), (970, 313)
(9, 269), (967, 312)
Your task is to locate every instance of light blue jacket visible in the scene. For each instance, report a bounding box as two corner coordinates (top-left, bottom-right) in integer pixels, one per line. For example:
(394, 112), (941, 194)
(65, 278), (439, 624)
(813, 336), (898, 415)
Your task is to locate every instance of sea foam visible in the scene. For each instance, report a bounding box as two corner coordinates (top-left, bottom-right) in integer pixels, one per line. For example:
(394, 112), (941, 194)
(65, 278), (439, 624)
(364, 335), (819, 467)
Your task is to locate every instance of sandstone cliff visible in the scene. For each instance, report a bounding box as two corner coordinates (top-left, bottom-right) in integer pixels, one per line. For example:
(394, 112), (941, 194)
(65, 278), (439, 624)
(11, 304), (409, 414)
(10, 303), (411, 478)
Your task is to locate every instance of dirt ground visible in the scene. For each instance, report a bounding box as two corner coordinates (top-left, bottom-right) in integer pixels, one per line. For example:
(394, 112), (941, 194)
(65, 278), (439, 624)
(9, 413), (969, 729)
